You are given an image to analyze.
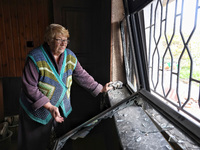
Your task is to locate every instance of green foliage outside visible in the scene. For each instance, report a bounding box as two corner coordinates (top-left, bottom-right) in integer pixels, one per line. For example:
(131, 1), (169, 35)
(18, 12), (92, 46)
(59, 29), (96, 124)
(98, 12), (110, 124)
(160, 34), (200, 80)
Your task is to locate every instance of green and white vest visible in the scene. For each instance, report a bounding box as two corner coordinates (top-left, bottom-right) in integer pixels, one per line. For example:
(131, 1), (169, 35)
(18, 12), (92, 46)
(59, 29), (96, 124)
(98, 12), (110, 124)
(20, 46), (77, 125)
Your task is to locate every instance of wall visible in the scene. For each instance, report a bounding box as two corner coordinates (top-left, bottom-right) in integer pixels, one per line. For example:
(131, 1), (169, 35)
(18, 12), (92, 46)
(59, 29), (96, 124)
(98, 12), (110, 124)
(0, 0), (53, 77)
(111, 0), (126, 83)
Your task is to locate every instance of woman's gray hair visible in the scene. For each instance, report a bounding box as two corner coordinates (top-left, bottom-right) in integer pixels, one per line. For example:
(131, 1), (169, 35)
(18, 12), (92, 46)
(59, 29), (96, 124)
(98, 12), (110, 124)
(44, 24), (70, 42)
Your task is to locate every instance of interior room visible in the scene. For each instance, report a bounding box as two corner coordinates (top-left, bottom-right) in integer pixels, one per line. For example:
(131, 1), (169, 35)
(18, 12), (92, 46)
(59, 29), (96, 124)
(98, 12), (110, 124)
(0, 0), (200, 150)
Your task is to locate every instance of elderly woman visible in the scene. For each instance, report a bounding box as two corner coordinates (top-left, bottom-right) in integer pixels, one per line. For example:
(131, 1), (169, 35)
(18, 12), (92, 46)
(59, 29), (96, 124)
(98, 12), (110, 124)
(18, 24), (112, 150)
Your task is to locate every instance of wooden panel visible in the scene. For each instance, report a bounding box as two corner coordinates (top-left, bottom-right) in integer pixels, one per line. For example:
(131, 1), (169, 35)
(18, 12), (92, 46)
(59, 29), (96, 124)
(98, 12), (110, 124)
(0, 0), (53, 77)
(0, 0), (9, 76)
(22, 0), (32, 63)
(0, 1), (4, 76)
(3, 0), (13, 76)
(62, 7), (93, 54)
(10, 0), (22, 76)
(0, 5), (2, 77)
(17, 0), (26, 72)
(37, 0), (46, 43)
(30, 0), (39, 47)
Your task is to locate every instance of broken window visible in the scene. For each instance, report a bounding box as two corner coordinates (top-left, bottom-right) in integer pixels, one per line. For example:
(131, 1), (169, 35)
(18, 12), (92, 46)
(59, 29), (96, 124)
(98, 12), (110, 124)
(143, 0), (200, 124)
(122, 0), (200, 146)
(120, 18), (139, 92)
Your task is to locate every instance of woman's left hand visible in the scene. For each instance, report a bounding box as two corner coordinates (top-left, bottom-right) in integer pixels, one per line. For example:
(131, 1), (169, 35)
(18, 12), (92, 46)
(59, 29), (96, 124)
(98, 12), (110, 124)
(101, 82), (113, 93)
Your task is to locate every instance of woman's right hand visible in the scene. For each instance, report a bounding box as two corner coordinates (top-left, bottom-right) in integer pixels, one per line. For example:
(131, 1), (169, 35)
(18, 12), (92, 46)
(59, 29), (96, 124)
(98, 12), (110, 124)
(44, 102), (64, 123)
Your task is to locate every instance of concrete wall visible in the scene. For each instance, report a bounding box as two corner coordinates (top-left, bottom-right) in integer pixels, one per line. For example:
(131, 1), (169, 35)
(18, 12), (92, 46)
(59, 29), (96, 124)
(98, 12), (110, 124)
(110, 0), (126, 83)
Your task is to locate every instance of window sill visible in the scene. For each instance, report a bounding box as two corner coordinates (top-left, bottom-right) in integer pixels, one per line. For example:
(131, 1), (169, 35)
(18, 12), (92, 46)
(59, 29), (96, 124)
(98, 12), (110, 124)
(106, 85), (200, 150)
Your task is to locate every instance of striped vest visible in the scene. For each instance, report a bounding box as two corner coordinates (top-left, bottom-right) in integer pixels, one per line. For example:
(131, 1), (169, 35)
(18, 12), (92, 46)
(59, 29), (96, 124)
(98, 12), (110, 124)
(20, 46), (77, 125)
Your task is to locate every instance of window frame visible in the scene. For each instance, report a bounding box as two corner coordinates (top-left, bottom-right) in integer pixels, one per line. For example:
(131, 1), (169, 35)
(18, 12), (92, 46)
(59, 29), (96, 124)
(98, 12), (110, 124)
(122, 0), (200, 145)
(120, 16), (140, 92)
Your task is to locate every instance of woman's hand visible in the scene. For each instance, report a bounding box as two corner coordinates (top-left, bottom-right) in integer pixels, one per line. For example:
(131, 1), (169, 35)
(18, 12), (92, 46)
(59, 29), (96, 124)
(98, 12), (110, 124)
(44, 102), (64, 123)
(101, 82), (113, 93)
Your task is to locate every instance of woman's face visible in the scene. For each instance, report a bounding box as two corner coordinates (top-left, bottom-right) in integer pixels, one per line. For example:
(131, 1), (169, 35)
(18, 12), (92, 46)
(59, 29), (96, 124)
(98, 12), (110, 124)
(48, 34), (68, 56)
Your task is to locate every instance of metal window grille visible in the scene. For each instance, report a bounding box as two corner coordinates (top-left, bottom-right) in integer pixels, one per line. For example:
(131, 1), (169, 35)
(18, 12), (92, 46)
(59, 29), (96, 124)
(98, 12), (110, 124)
(143, 0), (200, 123)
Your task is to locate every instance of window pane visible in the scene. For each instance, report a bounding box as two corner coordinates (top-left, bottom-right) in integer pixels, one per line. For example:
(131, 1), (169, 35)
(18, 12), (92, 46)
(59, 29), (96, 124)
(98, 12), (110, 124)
(121, 18), (138, 92)
(143, 0), (200, 123)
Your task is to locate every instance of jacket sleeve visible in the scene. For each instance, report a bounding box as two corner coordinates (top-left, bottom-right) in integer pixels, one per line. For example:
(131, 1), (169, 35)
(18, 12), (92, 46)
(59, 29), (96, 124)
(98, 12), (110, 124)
(72, 61), (103, 97)
(22, 58), (49, 110)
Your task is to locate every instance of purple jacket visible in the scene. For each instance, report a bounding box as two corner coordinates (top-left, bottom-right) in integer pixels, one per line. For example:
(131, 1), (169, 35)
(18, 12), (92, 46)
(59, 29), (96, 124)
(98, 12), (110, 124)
(21, 43), (103, 111)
